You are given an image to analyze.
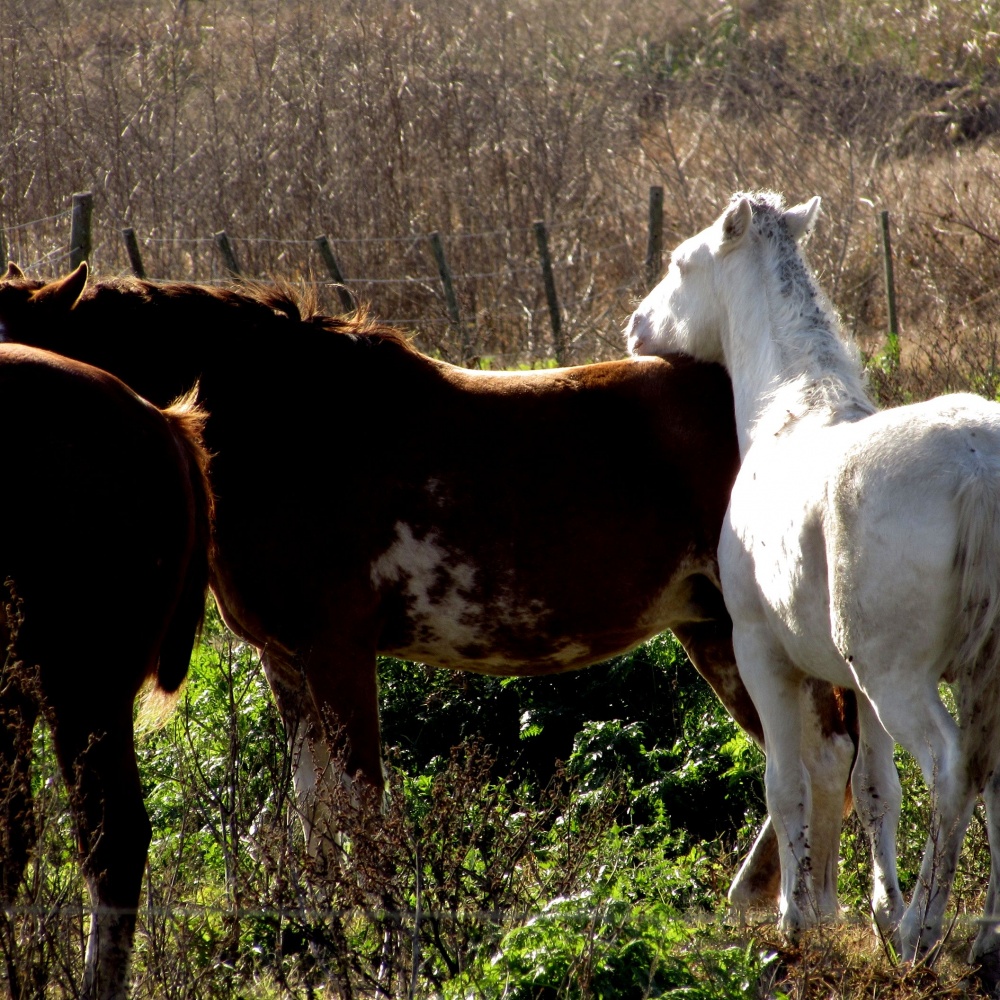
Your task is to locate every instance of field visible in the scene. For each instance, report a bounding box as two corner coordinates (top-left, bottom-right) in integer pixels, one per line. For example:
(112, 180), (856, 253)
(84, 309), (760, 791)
(3, 0), (1000, 996)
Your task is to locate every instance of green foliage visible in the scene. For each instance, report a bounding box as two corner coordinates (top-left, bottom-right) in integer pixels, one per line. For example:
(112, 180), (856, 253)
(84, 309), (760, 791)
(4, 608), (981, 997)
(379, 632), (765, 847)
(443, 896), (776, 999)
(4, 605), (773, 996)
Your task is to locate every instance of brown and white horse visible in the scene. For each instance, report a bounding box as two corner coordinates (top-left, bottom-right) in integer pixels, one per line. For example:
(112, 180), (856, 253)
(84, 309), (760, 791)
(0, 263), (855, 922)
(0, 337), (212, 1000)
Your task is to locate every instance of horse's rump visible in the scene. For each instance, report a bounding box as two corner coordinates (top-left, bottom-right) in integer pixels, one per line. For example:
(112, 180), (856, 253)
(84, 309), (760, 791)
(0, 344), (211, 701)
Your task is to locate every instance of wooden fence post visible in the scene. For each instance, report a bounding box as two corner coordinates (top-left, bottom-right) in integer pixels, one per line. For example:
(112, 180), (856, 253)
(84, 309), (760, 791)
(213, 230), (242, 278)
(430, 231), (472, 362)
(645, 186), (664, 290)
(70, 191), (93, 269)
(122, 228), (146, 279)
(314, 235), (354, 312)
(879, 209), (900, 367)
(533, 221), (565, 366)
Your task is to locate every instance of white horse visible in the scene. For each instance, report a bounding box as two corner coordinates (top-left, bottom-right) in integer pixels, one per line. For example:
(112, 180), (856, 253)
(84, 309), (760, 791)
(626, 190), (1000, 986)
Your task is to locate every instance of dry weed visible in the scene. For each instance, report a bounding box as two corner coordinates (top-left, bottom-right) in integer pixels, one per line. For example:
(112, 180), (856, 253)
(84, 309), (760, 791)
(3, 0), (999, 373)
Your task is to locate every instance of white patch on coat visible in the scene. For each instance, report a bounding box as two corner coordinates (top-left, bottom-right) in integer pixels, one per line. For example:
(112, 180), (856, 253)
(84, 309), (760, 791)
(370, 521), (577, 667)
(370, 522), (486, 654)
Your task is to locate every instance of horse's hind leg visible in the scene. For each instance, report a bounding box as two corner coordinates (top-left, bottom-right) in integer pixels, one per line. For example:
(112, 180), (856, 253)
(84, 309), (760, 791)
(730, 622), (824, 939)
(48, 692), (149, 1000)
(868, 680), (975, 962)
(970, 770), (1000, 994)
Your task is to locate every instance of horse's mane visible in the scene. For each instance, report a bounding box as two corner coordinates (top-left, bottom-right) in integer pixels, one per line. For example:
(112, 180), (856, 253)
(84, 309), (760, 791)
(81, 276), (417, 352)
(737, 191), (875, 421)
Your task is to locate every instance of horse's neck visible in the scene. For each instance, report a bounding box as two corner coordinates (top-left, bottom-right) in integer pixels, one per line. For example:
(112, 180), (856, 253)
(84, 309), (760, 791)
(721, 250), (871, 456)
(719, 287), (782, 454)
(75, 299), (217, 407)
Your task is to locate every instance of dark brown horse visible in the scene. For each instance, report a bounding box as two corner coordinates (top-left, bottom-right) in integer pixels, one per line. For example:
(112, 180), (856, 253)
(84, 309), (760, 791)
(0, 263), (855, 920)
(0, 337), (212, 1000)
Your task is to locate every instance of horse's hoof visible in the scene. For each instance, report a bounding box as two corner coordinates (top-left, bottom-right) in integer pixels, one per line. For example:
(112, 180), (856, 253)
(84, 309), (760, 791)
(778, 908), (806, 944)
(869, 905), (902, 955)
(870, 888), (904, 937)
(898, 923), (942, 968)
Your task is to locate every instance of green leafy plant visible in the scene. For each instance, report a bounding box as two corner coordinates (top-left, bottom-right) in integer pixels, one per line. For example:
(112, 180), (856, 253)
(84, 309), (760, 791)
(443, 896), (776, 1000)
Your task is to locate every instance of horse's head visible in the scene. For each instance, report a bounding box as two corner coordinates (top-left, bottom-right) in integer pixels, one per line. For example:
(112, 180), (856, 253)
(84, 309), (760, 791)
(625, 193), (820, 364)
(0, 262), (88, 346)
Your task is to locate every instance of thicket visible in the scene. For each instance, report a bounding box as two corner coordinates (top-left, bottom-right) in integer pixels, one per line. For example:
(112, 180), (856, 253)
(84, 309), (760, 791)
(3, 0), (1000, 996)
(5, 615), (773, 997)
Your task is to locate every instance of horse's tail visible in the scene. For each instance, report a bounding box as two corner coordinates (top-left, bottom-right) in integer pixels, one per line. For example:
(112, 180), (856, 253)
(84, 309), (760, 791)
(953, 461), (1000, 791)
(155, 388), (214, 696)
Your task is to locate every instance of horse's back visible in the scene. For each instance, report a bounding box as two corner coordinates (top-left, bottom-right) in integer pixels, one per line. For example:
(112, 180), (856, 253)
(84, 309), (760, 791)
(725, 395), (1000, 686)
(825, 395), (1000, 666)
(830, 394), (1000, 554)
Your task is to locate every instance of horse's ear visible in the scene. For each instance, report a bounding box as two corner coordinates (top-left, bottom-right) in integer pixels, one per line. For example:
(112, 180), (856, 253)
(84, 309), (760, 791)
(29, 261), (88, 310)
(720, 198), (752, 252)
(784, 197), (821, 242)
(4, 262), (24, 281)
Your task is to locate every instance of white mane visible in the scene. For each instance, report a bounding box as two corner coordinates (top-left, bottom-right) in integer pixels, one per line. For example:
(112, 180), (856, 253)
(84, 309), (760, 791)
(739, 191), (875, 423)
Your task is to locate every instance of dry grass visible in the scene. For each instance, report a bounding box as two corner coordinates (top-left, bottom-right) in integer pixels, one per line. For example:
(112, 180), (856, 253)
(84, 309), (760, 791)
(2, 0), (999, 377)
(757, 919), (991, 999)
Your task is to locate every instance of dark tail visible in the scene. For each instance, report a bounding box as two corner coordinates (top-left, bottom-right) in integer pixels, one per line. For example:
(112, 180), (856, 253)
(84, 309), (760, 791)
(156, 388), (214, 694)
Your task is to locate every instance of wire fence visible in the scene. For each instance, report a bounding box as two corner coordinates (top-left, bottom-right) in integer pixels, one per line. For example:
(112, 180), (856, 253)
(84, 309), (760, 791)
(0, 190), (665, 368)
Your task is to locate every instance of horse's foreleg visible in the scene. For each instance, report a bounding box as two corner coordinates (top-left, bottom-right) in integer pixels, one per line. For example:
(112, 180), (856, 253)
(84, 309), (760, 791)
(263, 637), (382, 868)
(49, 695), (149, 1000)
(850, 696), (903, 943)
(673, 622), (764, 742)
(726, 816), (780, 913)
(799, 678), (855, 922)
(262, 650), (335, 862)
(673, 621), (780, 910)
(303, 635), (383, 789)
(734, 626), (816, 939)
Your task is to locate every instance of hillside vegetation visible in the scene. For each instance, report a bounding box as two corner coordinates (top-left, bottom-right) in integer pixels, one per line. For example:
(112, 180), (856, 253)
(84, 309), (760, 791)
(2, 0), (1000, 996)
(3, 0), (1000, 382)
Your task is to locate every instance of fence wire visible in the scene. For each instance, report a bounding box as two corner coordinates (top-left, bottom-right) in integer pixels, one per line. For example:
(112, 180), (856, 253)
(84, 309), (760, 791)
(1, 198), (651, 367)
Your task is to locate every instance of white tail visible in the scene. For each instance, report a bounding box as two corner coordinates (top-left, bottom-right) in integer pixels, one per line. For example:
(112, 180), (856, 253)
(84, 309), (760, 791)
(953, 463), (1000, 791)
